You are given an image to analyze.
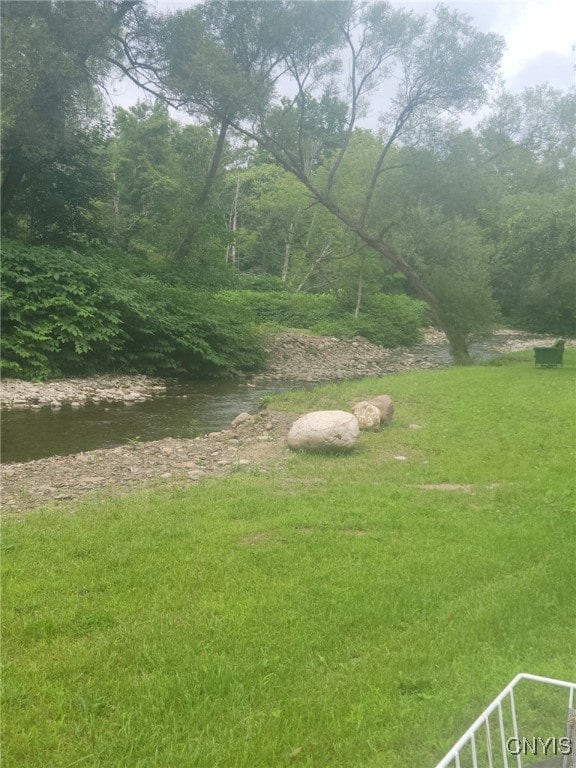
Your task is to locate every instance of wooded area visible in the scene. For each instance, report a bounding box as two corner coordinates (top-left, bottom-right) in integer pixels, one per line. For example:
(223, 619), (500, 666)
(2, 0), (574, 379)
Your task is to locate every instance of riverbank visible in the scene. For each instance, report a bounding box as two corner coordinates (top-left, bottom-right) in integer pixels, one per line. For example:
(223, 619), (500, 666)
(1, 374), (167, 411)
(1, 408), (299, 514)
(0, 327), (562, 409)
(1, 328), (570, 513)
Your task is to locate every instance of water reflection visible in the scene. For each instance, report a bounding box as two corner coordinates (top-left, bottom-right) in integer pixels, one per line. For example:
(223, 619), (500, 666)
(1, 380), (316, 464)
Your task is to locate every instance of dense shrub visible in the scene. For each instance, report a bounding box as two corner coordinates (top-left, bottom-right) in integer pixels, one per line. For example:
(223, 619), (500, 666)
(235, 273), (288, 292)
(312, 294), (425, 347)
(509, 262), (576, 336)
(103, 278), (266, 378)
(219, 289), (424, 346)
(217, 290), (341, 328)
(1, 241), (124, 378)
(1, 241), (266, 380)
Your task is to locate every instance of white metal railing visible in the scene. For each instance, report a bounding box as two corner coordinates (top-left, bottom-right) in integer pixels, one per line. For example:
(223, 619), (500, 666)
(435, 673), (576, 768)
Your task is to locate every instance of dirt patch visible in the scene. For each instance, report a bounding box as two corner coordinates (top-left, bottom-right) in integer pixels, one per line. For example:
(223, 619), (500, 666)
(413, 483), (502, 492)
(239, 531), (283, 546)
(414, 484), (475, 492)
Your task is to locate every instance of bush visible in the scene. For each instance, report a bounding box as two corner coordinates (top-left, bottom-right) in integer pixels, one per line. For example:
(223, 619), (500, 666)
(104, 278), (267, 378)
(1, 241), (124, 378)
(235, 273), (288, 292)
(217, 290), (341, 328)
(218, 290), (424, 346)
(510, 262), (576, 336)
(313, 294), (425, 346)
(1, 241), (267, 380)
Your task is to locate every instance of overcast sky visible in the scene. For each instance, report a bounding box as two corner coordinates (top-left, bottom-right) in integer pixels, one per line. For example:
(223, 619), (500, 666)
(408, 0), (575, 92)
(112, 0), (576, 114)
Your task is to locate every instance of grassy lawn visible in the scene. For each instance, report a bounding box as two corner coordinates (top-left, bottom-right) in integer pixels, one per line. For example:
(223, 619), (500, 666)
(2, 351), (575, 767)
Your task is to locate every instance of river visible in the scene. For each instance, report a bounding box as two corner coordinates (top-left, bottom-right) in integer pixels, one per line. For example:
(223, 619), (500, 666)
(1, 330), (556, 464)
(1, 379), (317, 463)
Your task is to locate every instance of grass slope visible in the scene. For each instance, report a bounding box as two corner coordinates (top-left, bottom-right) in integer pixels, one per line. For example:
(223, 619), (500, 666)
(2, 352), (575, 767)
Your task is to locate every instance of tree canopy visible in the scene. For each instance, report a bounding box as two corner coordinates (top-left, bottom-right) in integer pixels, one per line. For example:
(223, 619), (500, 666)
(2, 0), (574, 379)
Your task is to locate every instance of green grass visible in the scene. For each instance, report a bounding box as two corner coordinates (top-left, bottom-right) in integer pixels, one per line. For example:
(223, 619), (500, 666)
(2, 352), (575, 767)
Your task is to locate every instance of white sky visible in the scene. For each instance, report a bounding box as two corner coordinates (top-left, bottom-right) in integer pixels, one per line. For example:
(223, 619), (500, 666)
(112, 0), (576, 112)
(401, 0), (575, 91)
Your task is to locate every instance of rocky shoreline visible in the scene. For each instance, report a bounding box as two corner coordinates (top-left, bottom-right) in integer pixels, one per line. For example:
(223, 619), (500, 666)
(1, 328), (570, 514)
(1, 328), (563, 409)
(1, 374), (167, 411)
(1, 409), (299, 514)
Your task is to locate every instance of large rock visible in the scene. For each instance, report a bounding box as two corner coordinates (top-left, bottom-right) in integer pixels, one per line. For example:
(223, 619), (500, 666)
(368, 395), (394, 426)
(231, 412), (254, 428)
(352, 401), (382, 431)
(287, 410), (359, 453)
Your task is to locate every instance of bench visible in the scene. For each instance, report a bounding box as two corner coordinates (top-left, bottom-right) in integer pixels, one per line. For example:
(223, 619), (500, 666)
(534, 339), (565, 368)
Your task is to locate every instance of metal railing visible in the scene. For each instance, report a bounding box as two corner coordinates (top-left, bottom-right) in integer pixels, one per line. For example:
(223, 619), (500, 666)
(435, 673), (576, 768)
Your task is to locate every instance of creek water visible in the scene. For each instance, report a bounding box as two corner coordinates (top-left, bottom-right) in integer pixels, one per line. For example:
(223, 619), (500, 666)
(1, 380), (317, 464)
(1, 335), (533, 465)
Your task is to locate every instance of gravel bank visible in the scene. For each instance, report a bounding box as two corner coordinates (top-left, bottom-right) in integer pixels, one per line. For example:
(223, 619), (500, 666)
(1, 374), (167, 411)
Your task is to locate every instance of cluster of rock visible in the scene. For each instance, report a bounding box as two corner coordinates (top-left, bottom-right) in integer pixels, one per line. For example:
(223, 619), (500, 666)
(253, 332), (445, 383)
(1, 375), (167, 411)
(252, 328), (567, 383)
(286, 394), (394, 453)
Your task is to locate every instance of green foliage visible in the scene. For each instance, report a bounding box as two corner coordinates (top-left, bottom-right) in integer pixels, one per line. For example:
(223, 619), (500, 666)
(217, 290), (340, 328)
(3, 125), (111, 246)
(1, 241), (266, 380)
(393, 206), (499, 339)
(512, 261), (576, 336)
(1, 241), (123, 379)
(312, 294), (425, 347)
(104, 278), (266, 378)
(235, 273), (288, 292)
(1, 1), (140, 240)
(108, 102), (230, 264)
(218, 289), (424, 347)
(485, 192), (575, 335)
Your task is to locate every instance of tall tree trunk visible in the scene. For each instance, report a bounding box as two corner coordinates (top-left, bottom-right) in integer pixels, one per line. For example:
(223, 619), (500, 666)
(226, 171), (240, 267)
(174, 119), (229, 261)
(281, 221), (294, 283)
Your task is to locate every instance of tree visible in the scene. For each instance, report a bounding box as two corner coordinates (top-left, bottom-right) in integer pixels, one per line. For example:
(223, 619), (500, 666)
(161, 0), (505, 363)
(0, 0), (145, 240)
(483, 192), (575, 334)
(475, 87), (576, 334)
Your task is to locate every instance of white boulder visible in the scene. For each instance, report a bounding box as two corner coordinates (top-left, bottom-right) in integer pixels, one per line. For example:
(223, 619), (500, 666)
(287, 410), (359, 453)
(352, 401), (382, 431)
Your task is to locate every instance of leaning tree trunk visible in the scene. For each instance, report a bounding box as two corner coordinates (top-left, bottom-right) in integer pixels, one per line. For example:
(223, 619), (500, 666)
(228, 127), (475, 364)
(442, 325), (473, 365)
(296, 185), (474, 364)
